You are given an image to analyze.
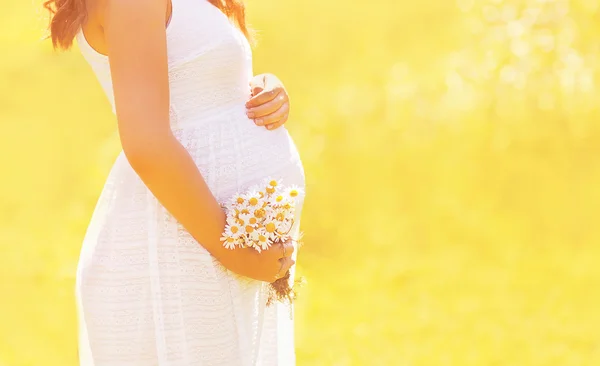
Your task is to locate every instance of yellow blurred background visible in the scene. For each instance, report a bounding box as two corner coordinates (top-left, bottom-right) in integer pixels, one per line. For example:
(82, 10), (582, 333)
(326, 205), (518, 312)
(2, 0), (600, 365)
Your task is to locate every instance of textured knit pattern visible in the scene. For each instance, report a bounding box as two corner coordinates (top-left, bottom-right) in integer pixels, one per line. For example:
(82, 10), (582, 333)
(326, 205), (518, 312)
(74, 1), (305, 365)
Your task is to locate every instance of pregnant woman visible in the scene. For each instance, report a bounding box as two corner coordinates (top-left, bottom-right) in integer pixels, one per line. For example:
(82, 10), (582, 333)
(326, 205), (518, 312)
(44, 0), (305, 364)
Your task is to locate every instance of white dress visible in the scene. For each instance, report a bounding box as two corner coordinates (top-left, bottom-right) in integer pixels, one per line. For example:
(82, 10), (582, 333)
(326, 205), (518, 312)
(74, 0), (305, 365)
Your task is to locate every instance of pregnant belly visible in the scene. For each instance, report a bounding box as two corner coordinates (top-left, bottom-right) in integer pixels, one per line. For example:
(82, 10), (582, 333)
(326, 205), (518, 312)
(173, 116), (305, 201)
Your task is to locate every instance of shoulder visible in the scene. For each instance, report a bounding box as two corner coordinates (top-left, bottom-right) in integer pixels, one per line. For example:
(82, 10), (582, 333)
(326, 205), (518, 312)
(81, 0), (171, 56)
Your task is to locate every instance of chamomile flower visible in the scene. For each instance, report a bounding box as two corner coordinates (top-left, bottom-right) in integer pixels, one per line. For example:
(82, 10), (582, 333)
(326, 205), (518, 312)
(267, 178), (280, 188)
(253, 208), (267, 219)
(284, 185), (303, 201)
(230, 194), (245, 206)
(244, 191), (262, 207)
(238, 204), (251, 216)
(220, 235), (237, 250)
(264, 178), (279, 194)
(257, 230), (271, 250)
(263, 227), (277, 242)
(264, 222), (277, 234)
(274, 212), (286, 221)
(224, 223), (242, 239)
(280, 203), (294, 215)
(274, 194), (285, 204)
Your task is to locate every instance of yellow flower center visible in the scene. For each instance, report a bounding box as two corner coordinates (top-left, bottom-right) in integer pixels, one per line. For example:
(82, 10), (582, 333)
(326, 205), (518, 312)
(283, 203), (292, 210)
(266, 222), (276, 233)
(241, 209), (250, 214)
(269, 180), (278, 187)
(237, 219), (245, 226)
(249, 197), (259, 206)
(276, 213), (285, 221)
(236, 197), (244, 204)
(231, 226), (239, 234)
(259, 235), (267, 242)
(254, 209), (265, 218)
(266, 187), (275, 194)
(289, 190), (298, 197)
(226, 237), (235, 243)
(245, 225), (254, 234)
(249, 217), (257, 225)
(275, 195), (283, 202)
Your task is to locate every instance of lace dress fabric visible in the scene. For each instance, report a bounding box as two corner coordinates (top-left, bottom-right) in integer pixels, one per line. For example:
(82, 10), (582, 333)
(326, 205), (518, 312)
(74, 1), (305, 365)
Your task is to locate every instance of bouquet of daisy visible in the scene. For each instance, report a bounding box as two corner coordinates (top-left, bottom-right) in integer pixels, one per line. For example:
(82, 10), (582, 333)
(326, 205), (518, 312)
(220, 178), (304, 305)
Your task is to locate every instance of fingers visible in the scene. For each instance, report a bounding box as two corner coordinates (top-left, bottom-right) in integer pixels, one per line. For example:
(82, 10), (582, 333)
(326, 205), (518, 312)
(249, 74), (266, 97)
(276, 256), (295, 279)
(252, 86), (264, 96)
(246, 88), (282, 110)
(263, 114), (288, 130)
(281, 239), (295, 258)
(262, 240), (296, 281)
(254, 102), (289, 129)
(266, 240), (295, 261)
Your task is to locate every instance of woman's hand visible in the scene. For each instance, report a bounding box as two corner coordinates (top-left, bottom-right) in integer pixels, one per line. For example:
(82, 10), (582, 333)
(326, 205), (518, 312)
(221, 239), (296, 282)
(246, 73), (290, 130)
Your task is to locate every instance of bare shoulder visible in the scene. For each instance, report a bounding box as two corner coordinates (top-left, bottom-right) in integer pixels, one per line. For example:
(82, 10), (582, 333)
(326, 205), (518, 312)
(81, 0), (171, 56)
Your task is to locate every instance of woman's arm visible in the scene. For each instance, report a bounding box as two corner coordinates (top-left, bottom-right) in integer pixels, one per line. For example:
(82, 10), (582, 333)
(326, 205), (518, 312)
(102, 0), (293, 282)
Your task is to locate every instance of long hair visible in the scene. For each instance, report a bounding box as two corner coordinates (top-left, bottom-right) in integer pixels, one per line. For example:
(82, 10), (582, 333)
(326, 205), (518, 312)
(44, 0), (250, 50)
